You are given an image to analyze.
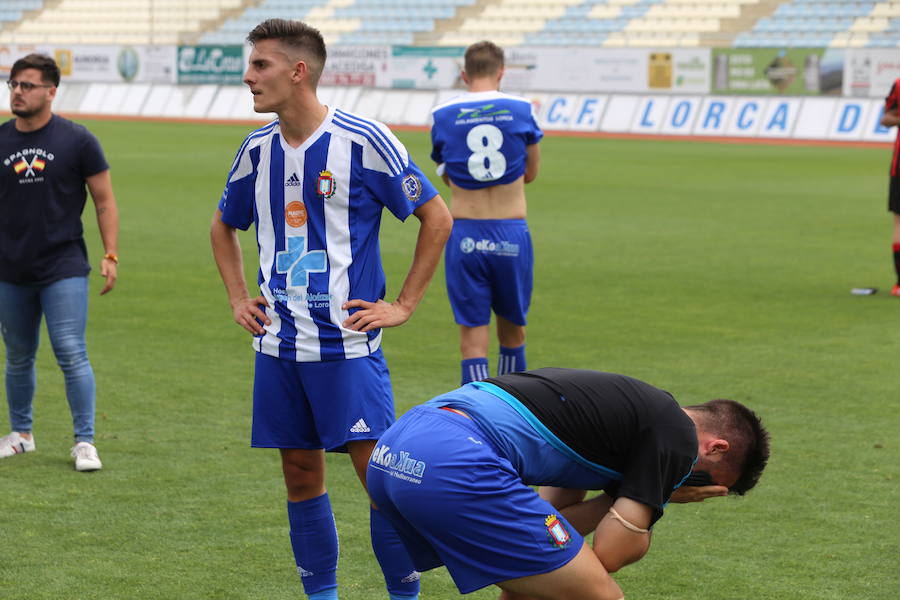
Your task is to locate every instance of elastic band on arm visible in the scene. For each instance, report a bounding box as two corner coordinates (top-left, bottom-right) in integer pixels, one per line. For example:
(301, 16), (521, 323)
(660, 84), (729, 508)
(607, 507), (650, 534)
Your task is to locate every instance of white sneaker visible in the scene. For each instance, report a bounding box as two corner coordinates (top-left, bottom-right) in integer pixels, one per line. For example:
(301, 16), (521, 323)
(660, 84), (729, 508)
(0, 431), (36, 458)
(71, 442), (102, 471)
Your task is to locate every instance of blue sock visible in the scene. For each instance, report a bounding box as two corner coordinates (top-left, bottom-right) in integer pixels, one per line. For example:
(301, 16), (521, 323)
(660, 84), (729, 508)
(461, 357), (489, 384)
(497, 345), (526, 376)
(371, 507), (420, 598)
(288, 493), (339, 596)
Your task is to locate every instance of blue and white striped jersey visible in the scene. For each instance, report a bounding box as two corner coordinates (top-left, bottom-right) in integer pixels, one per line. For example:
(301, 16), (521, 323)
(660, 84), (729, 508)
(430, 91), (543, 190)
(218, 107), (439, 362)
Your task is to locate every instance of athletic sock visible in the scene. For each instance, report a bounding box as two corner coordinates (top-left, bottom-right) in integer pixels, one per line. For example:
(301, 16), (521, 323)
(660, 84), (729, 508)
(461, 357), (489, 384)
(370, 507), (420, 598)
(497, 345), (526, 376)
(893, 243), (900, 285)
(288, 493), (339, 596)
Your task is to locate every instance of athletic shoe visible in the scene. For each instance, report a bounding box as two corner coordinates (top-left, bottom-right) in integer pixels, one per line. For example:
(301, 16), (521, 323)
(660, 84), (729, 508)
(0, 431), (36, 458)
(71, 442), (102, 472)
(891, 285), (900, 297)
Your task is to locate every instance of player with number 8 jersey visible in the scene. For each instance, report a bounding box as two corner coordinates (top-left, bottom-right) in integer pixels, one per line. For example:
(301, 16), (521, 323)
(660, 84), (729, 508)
(430, 41), (543, 386)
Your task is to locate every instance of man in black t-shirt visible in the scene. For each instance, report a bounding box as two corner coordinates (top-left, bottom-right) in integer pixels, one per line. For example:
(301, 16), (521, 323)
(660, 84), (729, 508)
(367, 368), (770, 600)
(0, 54), (119, 472)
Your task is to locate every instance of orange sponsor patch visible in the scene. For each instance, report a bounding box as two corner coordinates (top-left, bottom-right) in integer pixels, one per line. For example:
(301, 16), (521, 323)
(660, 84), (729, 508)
(285, 201), (307, 228)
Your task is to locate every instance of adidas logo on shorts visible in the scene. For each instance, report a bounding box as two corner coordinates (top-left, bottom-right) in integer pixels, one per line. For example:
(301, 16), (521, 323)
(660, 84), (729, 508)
(349, 418), (371, 433)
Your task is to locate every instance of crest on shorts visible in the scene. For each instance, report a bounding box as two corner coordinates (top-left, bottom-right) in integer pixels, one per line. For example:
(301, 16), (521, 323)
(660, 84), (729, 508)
(545, 514), (570, 548)
(401, 174), (422, 202)
(317, 170), (336, 198)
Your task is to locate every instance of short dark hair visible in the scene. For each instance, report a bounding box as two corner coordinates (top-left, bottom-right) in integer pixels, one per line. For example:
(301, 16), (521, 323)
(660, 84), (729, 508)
(685, 399), (770, 495)
(464, 41), (504, 79)
(10, 53), (60, 87)
(247, 19), (327, 86)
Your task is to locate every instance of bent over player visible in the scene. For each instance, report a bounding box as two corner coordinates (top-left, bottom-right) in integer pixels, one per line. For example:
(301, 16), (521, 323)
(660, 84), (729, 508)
(367, 368), (770, 599)
(430, 41), (542, 384)
(210, 19), (452, 600)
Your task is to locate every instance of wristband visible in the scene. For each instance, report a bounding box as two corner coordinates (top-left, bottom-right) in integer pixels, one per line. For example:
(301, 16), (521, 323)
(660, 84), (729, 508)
(104, 253), (119, 264)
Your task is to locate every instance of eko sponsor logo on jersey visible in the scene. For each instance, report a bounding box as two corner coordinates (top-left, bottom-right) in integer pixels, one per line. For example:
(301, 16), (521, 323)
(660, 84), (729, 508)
(4, 147), (54, 183)
(459, 236), (520, 257)
(370, 443), (427, 484)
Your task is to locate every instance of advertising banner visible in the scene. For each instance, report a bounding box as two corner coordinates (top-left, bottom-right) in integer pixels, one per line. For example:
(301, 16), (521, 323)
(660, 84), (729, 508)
(502, 47), (710, 94)
(322, 46), (389, 87)
(0, 44), (176, 83)
(387, 46), (464, 89)
(843, 49), (900, 98)
(177, 45), (243, 85)
(711, 48), (844, 95)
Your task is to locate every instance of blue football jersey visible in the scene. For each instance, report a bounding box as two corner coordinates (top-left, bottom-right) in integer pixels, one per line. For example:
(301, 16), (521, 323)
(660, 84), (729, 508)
(218, 108), (439, 362)
(430, 91), (543, 190)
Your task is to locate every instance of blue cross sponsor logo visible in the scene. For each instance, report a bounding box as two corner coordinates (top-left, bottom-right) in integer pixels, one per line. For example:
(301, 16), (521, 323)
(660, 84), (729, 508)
(422, 59), (437, 79)
(276, 236), (327, 287)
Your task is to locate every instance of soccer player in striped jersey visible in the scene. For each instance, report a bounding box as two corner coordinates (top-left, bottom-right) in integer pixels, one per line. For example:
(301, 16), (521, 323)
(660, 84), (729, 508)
(210, 19), (452, 600)
(881, 78), (900, 297)
(430, 41), (542, 385)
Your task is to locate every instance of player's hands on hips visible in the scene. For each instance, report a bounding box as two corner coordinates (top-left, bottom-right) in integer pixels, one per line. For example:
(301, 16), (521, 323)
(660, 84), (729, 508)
(342, 299), (411, 331)
(668, 485), (729, 503)
(99, 257), (117, 295)
(232, 295), (271, 335)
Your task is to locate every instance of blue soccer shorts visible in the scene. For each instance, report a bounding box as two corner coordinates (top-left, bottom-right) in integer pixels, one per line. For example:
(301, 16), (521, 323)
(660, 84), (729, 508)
(445, 219), (534, 328)
(366, 405), (584, 594)
(251, 349), (394, 452)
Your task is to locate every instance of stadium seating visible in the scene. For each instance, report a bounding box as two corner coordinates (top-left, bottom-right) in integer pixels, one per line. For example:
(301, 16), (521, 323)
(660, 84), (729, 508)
(734, 0), (900, 46)
(200, 0), (476, 45)
(0, 0), (244, 44)
(0, 0), (898, 47)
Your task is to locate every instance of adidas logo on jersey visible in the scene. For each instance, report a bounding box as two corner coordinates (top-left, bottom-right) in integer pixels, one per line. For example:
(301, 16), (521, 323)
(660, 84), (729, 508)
(286, 172), (301, 186)
(349, 418), (371, 433)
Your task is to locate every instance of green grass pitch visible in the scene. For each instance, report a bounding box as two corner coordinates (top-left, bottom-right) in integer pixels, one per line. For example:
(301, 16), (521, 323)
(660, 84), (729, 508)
(0, 118), (898, 599)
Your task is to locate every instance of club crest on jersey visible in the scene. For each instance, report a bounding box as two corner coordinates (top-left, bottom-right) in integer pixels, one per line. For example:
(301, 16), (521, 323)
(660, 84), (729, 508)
(284, 201), (307, 228)
(401, 174), (422, 202)
(317, 170), (336, 198)
(545, 514), (570, 548)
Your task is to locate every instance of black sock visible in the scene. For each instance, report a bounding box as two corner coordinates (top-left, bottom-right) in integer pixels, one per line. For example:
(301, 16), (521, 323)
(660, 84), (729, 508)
(894, 243), (900, 285)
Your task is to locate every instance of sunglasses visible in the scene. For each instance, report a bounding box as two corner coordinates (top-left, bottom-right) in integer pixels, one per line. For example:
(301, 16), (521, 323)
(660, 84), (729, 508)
(7, 80), (53, 92)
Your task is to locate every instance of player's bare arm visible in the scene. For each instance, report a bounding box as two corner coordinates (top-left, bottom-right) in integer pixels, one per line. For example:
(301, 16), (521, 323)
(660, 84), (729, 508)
(210, 209), (271, 335)
(592, 497), (654, 573)
(539, 486), (587, 509)
(86, 169), (119, 295)
(342, 194), (452, 331)
(523, 143), (540, 183)
(881, 107), (900, 128)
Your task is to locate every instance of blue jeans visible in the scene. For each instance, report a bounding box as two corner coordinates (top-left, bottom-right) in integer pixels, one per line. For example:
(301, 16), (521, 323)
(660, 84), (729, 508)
(0, 276), (96, 443)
